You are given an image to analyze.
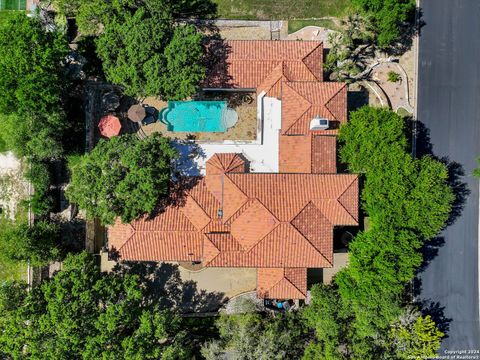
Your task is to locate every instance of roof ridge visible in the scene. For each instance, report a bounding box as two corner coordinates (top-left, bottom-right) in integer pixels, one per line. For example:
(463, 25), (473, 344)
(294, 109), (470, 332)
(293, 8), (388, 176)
(324, 83), (347, 121)
(281, 82), (312, 135)
(202, 234), (220, 266)
(337, 177), (359, 222)
(187, 195), (213, 232)
(271, 276), (306, 299)
(115, 223), (136, 252)
(284, 276), (307, 297)
(290, 202), (334, 266)
(301, 43), (323, 80)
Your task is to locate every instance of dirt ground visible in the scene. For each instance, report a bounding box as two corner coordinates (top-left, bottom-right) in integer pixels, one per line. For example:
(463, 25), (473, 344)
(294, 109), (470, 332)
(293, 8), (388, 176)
(399, 46), (416, 109)
(371, 62), (413, 113)
(0, 152), (29, 221)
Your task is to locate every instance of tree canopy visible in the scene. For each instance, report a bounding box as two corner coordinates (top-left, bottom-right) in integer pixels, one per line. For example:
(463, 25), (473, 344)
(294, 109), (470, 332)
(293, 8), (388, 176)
(0, 219), (61, 266)
(202, 301), (309, 360)
(59, 0), (212, 98)
(66, 133), (177, 225)
(0, 14), (69, 161)
(0, 252), (192, 359)
(351, 0), (416, 47)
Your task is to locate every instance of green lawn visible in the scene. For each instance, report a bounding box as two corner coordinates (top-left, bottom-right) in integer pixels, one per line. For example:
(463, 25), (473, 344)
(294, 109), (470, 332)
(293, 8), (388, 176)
(0, 10), (24, 24)
(0, 260), (27, 281)
(213, 0), (350, 20)
(288, 18), (341, 33)
(0, 0), (26, 10)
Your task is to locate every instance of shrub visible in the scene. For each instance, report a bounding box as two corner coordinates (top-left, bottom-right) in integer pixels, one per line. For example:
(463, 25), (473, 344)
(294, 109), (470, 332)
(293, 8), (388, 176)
(388, 71), (401, 82)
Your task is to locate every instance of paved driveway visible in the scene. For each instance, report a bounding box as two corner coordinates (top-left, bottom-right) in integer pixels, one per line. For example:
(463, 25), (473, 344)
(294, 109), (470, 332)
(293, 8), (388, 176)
(417, 0), (480, 350)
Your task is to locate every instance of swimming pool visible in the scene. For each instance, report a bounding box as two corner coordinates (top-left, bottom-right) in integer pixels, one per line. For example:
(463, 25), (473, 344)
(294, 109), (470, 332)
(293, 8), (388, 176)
(160, 101), (237, 132)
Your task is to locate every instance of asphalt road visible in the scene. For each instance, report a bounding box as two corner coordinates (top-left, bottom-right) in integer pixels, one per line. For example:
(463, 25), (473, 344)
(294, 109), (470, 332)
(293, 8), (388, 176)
(417, 0), (480, 350)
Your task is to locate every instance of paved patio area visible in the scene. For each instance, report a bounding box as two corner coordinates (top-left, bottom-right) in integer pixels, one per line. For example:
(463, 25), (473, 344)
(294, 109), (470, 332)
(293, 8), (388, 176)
(178, 265), (257, 299)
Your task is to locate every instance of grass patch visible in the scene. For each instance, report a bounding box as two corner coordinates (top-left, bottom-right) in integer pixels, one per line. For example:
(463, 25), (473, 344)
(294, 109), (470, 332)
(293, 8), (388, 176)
(396, 107), (412, 118)
(0, 260), (27, 281)
(0, 0), (26, 11)
(288, 19), (341, 34)
(213, 0), (350, 20)
(0, 10), (24, 24)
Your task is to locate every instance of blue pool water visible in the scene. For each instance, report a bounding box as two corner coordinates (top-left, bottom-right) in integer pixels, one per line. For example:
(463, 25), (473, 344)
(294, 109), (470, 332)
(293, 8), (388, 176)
(161, 101), (228, 132)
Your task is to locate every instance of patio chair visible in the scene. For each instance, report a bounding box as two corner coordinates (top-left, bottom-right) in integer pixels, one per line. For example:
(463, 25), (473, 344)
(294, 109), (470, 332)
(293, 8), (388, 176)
(142, 115), (156, 126)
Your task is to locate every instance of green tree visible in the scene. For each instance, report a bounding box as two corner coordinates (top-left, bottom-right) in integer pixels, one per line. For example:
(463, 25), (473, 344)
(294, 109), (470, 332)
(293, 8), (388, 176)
(390, 314), (444, 358)
(0, 220), (61, 266)
(203, 308), (308, 360)
(351, 0), (416, 48)
(95, 6), (174, 97)
(306, 106), (453, 359)
(0, 14), (67, 116)
(340, 106), (453, 239)
(0, 14), (68, 160)
(0, 252), (192, 359)
(66, 133), (177, 225)
(302, 284), (349, 360)
(159, 25), (206, 100)
(85, 0), (209, 98)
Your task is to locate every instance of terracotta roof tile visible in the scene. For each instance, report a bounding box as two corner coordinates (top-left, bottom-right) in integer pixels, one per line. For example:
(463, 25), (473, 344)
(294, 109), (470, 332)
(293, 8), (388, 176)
(282, 82), (347, 135)
(107, 219), (135, 251)
(292, 202), (333, 264)
(230, 200), (279, 250)
(205, 40), (323, 92)
(180, 196), (211, 231)
(120, 232), (203, 262)
(257, 268), (307, 299)
(311, 135), (337, 173)
(338, 177), (359, 222)
(279, 134), (312, 173)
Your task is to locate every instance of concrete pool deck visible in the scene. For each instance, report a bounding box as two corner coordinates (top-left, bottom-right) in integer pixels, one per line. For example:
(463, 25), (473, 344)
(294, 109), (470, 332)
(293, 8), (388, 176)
(174, 94), (282, 175)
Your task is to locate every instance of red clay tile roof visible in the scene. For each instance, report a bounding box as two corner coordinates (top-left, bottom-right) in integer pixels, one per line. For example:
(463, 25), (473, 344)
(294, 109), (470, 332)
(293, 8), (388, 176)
(311, 135), (337, 173)
(282, 82), (347, 135)
(205, 40), (323, 93)
(107, 40), (358, 300)
(257, 268), (307, 299)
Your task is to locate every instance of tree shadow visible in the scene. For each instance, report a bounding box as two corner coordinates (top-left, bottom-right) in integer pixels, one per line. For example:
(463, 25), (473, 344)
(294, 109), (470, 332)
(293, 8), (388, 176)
(202, 34), (233, 88)
(347, 86), (369, 112)
(416, 236), (445, 273)
(112, 261), (226, 313)
(419, 299), (452, 337)
(172, 0), (218, 22)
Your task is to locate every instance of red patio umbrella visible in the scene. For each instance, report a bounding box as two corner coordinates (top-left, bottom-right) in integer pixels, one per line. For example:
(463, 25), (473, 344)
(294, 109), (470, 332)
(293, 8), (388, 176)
(98, 114), (122, 138)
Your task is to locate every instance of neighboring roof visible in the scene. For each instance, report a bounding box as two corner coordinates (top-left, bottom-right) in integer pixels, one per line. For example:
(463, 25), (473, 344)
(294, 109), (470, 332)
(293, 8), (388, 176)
(98, 115), (121, 138)
(205, 40), (323, 94)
